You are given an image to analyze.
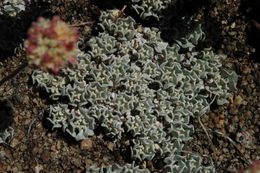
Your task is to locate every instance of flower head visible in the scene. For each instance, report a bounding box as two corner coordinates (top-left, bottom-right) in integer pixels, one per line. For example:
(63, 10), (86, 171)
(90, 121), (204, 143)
(24, 16), (79, 73)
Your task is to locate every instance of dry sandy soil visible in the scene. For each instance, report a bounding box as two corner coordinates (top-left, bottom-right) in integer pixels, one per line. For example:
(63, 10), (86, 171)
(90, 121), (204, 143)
(0, 0), (259, 172)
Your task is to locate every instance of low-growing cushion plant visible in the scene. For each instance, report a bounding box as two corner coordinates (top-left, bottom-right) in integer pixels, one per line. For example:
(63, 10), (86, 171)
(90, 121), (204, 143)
(32, 9), (238, 173)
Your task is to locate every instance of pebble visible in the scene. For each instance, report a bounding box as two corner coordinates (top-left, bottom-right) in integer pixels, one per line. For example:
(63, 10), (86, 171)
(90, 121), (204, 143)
(236, 131), (254, 149)
(244, 111), (252, 117)
(102, 156), (109, 162)
(32, 147), (39, 155)
(10, 138), (20, 148)
(233, 95), (244, 105)
(41, 151), (51, 163)
(0, 150), (6, 159)
(11, 167), (18, 172)
(242, 67), (251, 74)
(80, 139), (93, 150)
(141, 161), (147, 168)
(106, 142), (115, 151)
(19, 144), (27, 152)
(228, 31), (237, 36)
(94, 151), (101, 158)
(227, 124), (236, 133)
(146, 160), (154, 171)
(24, 119), (31, 125)
(230, 22), (236, 28)
(223, 148), (229, 153)
(71, 158), (82, 168)
(50, 144), (56, 151)
(15, 95), (25, 104)
(84, 159), (93, 167)
(34, 165), (43, 173)
(229, 107), (239, 115)
(56, 141), (62, 150)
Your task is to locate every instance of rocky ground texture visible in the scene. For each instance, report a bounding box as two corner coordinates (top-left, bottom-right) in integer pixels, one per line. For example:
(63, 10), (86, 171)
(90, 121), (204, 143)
(0, 0), (259, 173)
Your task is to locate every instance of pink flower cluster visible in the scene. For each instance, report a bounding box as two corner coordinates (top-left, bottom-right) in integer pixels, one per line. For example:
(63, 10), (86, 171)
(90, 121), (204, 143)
(24, 16), (79, 73)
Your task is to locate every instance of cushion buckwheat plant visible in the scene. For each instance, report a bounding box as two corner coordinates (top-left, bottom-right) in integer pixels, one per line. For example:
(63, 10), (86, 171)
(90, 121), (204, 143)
(24, 16), (79, 73)
(32, 9), (238, 173)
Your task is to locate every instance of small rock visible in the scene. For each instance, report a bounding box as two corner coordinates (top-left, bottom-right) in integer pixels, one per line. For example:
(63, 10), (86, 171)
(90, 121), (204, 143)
(23, 95), (30, 104)
(229, 107), (239, 115)
(102, 156), (109, 162)
(231, 116), (239, 123)
(106, 142), (115, 151)
(32, 147), (39, 155)
(33, 108), (38, 114)
(221, 20), (228, 25)
(84, 159), (93, 167)
(94, 151), (100, 158)
(233, 95), (244, 105)
(228, 31), (236, 36)
(15, 95), (24, 104)
(41, 151), (51, 163)
(24, 119), (31, 125)
(19, 144), (27, 152)
(223, 148), (229, 153)
(242, 67), (251, 74)
(217, 119), (225, 127)
(141, 161), (147, 168)
(50, 144), (56, 151)
(124, 140), (130, 146)
(71, 158), (81, 168)
(230, 22), (236, 28)
(11, 167), (18, 172)
(80, 139), (93, 150)
(56, 140), (61, 150)
(227, 124), (236, 133)
(10, 138), (20, 148)
(244, 111), (252, 117)
(146, 160), (154, 171)
(236, 131), (254, 149)
(241, 80), (248, 86)
(34, 165), (43, 173)
(0, 150), (5, 159)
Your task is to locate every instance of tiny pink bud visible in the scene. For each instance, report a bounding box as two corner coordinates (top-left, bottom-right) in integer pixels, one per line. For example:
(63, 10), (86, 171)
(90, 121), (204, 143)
(42, 53), (53, 63)
(34, 25), (43, 33)
(251, 160), (260, 171)
(44, 27), (56, 38)
(28, 33), (39, 43)
(31, 22), (37, 28)
(72, 28), (79, 40)
(65, 41), (74, 51)
(68, 56), (77, 65)
(26, 44), (37, 53)
(37, 17), (45, 22)
(74, 34), (79, 40)
(52, 62), (63, 73)
(51, 16), (61, 26)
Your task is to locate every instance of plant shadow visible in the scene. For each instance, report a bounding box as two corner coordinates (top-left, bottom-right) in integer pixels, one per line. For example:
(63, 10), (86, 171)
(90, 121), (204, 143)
(240, 0), (260, 62)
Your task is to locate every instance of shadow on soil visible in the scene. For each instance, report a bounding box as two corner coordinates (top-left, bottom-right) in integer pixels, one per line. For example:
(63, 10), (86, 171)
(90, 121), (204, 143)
(240, 0), (260, 62)
(91, 0), (225, 52)
(0, 101), (13, 132)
